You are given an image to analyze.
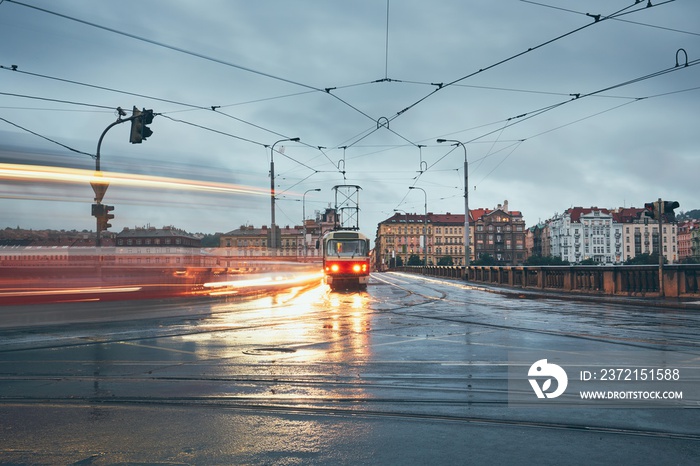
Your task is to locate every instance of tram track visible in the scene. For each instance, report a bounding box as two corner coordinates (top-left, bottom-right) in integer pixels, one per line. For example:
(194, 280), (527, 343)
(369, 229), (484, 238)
(373, 272), (700, 350)
(2, 397), (699, 442)
(2, 273), (700, 456)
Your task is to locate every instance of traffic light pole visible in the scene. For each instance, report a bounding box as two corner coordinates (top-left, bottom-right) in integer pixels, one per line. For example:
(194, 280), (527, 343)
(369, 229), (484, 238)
(94, 116), (127, 246)
(93, 109), (145, 246)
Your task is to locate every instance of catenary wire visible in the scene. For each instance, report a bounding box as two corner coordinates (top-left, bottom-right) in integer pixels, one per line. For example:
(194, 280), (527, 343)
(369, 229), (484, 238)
(0, 115), (95, 158)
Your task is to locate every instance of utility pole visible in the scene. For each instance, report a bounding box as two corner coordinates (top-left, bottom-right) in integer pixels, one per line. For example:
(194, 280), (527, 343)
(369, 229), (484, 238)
(437, 139), (469, 269)
(269, 138), (300, 255)
(657, 198), (664, 297)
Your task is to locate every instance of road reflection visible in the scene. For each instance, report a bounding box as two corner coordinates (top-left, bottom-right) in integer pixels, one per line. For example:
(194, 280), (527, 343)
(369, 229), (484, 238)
(323, 290), (372, 363)
(171, 284), (374, 405)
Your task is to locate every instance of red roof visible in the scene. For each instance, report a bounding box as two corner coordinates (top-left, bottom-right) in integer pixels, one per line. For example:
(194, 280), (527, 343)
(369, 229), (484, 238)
(565, 207), (612, 222)
(611, 208), (644, 223)
(381, 208), (523, 225)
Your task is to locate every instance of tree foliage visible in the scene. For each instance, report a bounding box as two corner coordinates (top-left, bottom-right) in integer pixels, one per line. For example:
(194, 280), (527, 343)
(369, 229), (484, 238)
(624, 253), (666, 265)
(200, 234), (221, 247)
(472, 253), (497, 266)
(678, 209), (700, 221)
(437, 255), (454, 266)
(524, 255), (569, 266)
(407, 254), (423, 266)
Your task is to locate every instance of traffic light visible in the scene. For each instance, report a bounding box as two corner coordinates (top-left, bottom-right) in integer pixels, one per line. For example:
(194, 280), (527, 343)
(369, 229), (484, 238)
(129, 106), (154, 144)
(642, 202), (657, 220)
(663, 200), (680, 222)
(91, 203), (104, 217)
(92, 203), (114, 231)
(103, 204), (115, 230)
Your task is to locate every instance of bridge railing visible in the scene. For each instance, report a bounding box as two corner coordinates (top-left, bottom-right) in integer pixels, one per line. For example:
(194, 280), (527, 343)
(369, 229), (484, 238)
(395, 264), (700, 299)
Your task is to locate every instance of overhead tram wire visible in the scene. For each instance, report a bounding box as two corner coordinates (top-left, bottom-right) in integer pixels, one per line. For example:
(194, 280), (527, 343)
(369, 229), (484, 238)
(2, 0), (321, 93)
(157, 114), (265, 148)
(2, 89), (339, 183)
(521, 0), (693, 38)
(2, 0), (397, 132)
(0, 65), (208, 111)
(1, 88), (329, 176)
(0, 2), (430, 155)
(452, 73), (700, 186)
(161, 114), (330, 181)
(425, 55), (700, 179)
(0, 116), (95, 158)
(384, 1), (655, 125)
(1, 3), (426, 151)
(0, 91), (115, 112)
(0, 64), (303, 140)
(1, 64), (343, 168)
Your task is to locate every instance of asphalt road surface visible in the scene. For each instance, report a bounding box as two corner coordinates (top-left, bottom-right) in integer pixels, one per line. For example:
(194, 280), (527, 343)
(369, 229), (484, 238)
(1, 272), (699, 464)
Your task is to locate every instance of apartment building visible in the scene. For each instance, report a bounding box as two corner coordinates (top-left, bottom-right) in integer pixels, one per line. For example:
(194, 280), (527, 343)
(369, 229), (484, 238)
(375, 201), (526, 269)
(546, 208), (622, 264)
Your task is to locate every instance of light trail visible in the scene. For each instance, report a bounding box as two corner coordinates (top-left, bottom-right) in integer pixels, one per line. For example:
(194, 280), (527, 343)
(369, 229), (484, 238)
(203, 270), (324, 295)
(0, 285), (143, 297)
(0, 162), (269, 197)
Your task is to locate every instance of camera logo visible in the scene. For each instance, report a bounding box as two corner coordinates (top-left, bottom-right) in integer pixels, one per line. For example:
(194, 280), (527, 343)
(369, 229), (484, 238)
(528, 359), (568, 399)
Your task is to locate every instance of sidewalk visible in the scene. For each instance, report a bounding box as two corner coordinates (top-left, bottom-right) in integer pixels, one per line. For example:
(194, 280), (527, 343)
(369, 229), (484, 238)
(467, 280), (700, 310)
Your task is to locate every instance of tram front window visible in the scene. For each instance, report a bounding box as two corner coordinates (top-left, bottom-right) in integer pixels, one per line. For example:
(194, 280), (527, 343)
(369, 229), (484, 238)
(327, 240), (366, 257)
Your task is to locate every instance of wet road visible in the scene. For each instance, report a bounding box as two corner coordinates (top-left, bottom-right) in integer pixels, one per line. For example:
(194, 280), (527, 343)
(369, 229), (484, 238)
(1, 272), (699, 464)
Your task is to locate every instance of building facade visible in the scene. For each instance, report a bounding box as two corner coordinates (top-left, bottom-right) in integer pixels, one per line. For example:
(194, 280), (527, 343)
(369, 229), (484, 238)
(114, 226), (206, 266)
(116, 226), (201, 248)
(218, 208), (337, 262)
(375, 212), (434, 269)
(472, 201), (526, 264)
(615, 210), (677, 264)
(431, 213), (466, 265)
(546, 208), (623, 264)
(691, 227), (700, 261)
(678, 220), (699, 261)
(540, 207), (679, 264)
(374, 201), (526, 269)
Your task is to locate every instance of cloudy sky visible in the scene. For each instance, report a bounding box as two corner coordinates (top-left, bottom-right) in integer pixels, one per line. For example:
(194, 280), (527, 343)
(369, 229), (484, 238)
(1, 0), (698, 239)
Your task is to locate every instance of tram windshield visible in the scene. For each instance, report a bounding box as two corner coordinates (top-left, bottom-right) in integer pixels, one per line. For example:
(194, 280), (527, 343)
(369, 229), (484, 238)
(326, 239), (366, 257)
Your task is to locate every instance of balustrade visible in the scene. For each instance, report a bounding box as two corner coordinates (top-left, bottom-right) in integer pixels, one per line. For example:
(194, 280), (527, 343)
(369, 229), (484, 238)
(395, 264), (700, 298)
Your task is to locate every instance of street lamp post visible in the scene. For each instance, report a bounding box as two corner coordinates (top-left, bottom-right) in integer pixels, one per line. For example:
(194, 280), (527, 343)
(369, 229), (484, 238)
(437, 139), (469, 269)
(303, 188), (321, 258)
(269, 137), (300, 255)
(409, 187), (428, 266)
(393, 208), (409, 266)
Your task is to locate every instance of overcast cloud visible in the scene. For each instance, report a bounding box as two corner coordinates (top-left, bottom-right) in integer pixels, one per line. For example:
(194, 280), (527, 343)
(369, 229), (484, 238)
(1, 0), (698, 239)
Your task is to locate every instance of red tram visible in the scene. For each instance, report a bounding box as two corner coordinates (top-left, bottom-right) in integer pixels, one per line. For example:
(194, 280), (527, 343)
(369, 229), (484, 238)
(322, 230), (370, 291)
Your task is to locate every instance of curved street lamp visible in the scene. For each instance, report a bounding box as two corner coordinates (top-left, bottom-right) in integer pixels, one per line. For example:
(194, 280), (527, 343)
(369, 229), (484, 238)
(269, 137), (300, 255)
(409, 186), (428, 267)
(303, 188), (321, 257)
(437, 139), (469, 268)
